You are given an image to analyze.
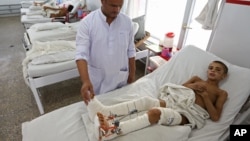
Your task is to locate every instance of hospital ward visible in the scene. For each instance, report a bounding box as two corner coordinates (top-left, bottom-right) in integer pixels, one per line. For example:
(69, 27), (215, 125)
(1, 0), (250, 140)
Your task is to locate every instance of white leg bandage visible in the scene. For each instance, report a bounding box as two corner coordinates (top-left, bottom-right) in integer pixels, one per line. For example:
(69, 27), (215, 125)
(87, 96), (160, 122)
(155, 107), (182, 126)
(94, 114), (150, 141)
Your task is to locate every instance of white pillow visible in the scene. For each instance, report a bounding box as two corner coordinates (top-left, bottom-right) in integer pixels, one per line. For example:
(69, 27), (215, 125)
(30, 22), (68, 31)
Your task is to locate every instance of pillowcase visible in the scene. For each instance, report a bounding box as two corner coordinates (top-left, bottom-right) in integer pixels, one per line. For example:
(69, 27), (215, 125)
(132, 15), (146, 40)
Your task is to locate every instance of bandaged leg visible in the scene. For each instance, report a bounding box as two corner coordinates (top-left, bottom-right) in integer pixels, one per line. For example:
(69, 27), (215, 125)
(155, 107), (182, 126)
(87, 96), (160, 122)
(94, 112), (151, 141)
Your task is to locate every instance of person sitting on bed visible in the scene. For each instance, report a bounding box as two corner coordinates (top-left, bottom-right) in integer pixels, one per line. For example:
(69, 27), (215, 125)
(43, 4), (74, 18)
(86, 60), (229, 141)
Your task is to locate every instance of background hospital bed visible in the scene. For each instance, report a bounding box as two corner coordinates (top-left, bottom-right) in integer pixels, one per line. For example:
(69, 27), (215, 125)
(20, 0), (84, 29)
(21, 45), (250, 141)
(22, 21), (79, 51)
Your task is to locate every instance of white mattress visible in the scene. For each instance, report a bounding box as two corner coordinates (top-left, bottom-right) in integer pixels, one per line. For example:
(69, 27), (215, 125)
(21, 15), (52, 24)
(26, 22), (79, 44)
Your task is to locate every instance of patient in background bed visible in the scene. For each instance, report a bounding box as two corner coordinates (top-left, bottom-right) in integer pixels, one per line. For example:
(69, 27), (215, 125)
(86, 60), (229, 141)
(43, 4), (74, 18)
(33, 0), (52, 6)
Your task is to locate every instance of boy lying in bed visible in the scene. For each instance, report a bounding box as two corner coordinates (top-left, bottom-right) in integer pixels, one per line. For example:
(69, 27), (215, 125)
(86, 60), (228, 141)
(43, 4), (74, 18)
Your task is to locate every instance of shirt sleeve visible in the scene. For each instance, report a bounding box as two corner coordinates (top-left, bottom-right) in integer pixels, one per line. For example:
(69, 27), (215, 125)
(127, 21), (136, 58)
(75, 20), (90, 61)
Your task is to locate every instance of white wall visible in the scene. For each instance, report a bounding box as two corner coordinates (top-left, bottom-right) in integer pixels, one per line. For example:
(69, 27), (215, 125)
(0, 0), (26, 5)
(208, 3), (250, 68)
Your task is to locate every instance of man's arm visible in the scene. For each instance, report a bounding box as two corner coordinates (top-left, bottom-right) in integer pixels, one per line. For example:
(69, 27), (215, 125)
(76, 59), (94, 105)
(198, 90), (228, 121)
(127, 57), (136, 83)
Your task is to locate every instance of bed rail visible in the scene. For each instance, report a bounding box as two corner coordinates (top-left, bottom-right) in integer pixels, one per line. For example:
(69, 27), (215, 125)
(23, 32), (31, 51)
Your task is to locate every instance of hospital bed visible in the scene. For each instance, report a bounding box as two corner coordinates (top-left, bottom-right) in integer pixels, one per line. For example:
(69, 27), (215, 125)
(20, 0), (80, 15)
(21, 45), (250, 141)
(20, 0), (84, 29)
(20, 0), (49, 8)
(22, 20), (140, 50)
(22, 21), (79, 51)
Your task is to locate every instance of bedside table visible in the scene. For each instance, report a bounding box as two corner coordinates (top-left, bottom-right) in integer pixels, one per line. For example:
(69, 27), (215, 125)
(144, 44), (162, 75)
(144, 45), (179, 75)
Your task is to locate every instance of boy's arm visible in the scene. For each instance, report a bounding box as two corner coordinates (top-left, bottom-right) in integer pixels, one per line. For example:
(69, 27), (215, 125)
(182, 76), (203, 91)
(43, 6), (61, 11)
(199, 90), (228, 121)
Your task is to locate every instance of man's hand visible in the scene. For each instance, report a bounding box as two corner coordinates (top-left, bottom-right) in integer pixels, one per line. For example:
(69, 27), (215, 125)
(81, 81), (94, 105)
(127, 73), (135, 84)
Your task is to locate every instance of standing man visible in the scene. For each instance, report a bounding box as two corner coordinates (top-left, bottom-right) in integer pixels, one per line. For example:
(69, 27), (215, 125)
(75, 0), (136, 104)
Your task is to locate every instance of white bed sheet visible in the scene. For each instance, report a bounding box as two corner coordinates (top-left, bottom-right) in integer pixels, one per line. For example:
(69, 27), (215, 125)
(26, 22), (79, 44)
(22, 45), (250, 141)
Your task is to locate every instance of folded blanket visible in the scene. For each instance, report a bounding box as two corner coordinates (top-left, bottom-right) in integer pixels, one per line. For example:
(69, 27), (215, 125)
(22, 40), (76, 85)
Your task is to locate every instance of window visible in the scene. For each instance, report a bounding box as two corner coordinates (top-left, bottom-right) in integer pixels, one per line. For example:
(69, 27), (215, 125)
(145, 0), (187, 45)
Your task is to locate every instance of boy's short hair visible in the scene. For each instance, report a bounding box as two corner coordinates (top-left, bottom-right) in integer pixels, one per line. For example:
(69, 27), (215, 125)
(67, 5), (74, 12)
(213, 60), (228, 74)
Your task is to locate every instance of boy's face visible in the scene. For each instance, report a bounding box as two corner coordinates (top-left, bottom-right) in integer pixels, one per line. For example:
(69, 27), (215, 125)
(207, 62), (227, 81)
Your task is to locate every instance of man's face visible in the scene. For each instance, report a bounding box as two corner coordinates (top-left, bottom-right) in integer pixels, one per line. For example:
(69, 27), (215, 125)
(102, 0), (123, 18)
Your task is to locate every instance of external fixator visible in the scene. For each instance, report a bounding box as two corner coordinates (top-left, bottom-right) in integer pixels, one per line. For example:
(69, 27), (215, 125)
(98, 102), (139, 138)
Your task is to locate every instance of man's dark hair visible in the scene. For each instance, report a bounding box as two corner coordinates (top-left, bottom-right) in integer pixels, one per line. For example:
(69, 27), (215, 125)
(67, 5), (74, 12)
